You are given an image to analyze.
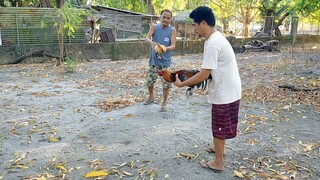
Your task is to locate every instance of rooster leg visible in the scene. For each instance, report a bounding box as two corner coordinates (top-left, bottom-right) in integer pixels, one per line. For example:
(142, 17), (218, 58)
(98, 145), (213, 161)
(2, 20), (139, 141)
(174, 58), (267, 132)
(186, 87), (193, 98)
(202, 80), (208, 91)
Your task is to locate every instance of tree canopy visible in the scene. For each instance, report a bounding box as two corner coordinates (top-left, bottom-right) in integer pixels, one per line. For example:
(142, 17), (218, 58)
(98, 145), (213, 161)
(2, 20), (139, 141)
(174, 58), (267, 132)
(1, 0), (319, 37)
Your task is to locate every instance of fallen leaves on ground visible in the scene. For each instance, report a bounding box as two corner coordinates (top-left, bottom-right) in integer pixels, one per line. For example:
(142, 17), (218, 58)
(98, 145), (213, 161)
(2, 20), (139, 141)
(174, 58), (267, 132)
(240, 55), (320, 112)
(5, 152), (34, 172)
(30, 91), (57, 97)
(174, 152), (199, 160)
(83, 160), (155, 179)
(96, 92), (143, 111)
(234, 155), (314, 179)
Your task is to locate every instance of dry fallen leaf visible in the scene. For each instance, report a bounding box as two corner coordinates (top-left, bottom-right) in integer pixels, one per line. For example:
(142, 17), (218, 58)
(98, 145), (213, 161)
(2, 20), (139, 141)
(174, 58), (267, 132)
(54, 165), (67, 173)
(174, 152), (198, 160)
(49, 137), (61, 142)
(244, 126), (254, 134)
(123, 113), (135, 118)
(15, 164), (28, 169)
(84, 171), (109, 178)
(146, 169), (157, 180)
(88, 159), (105, 168)
(233, 170), (245, 178)
(299, 140), (315, 152)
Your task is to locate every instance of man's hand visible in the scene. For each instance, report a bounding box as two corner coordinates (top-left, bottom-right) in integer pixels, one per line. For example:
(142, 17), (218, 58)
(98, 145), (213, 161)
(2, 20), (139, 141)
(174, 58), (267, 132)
(173, 74), (183, 87)
(151, 41), (158, 48)
(154, 44), (167, 54)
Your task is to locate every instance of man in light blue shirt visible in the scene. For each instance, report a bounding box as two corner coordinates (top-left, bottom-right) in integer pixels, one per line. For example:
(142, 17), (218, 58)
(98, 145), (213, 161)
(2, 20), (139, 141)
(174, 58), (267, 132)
(144, 9), (177, 112)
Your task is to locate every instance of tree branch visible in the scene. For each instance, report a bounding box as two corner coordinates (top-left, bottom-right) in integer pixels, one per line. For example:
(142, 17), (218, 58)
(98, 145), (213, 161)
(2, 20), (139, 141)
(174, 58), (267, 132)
(279, 85), (320, 91)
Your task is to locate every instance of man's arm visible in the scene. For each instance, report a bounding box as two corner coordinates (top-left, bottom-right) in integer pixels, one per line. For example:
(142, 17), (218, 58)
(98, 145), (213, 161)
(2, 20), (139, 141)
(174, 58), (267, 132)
(174, 69), (211, 87)
(167, 28), (177, 51)
(145, 24), (157, 48)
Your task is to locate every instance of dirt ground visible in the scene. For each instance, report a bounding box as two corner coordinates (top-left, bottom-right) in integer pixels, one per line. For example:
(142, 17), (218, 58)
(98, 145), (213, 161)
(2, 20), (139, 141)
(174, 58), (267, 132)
(0, 47), (319, 180)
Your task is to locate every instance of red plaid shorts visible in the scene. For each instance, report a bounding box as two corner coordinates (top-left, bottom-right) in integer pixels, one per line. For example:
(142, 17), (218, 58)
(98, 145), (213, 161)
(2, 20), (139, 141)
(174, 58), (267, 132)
(211, 100), (240, 139)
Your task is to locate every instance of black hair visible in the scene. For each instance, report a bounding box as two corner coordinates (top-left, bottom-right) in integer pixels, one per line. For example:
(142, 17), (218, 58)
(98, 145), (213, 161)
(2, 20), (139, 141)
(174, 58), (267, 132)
(160, 9), (172, 17)
(189, 6), (215, 27)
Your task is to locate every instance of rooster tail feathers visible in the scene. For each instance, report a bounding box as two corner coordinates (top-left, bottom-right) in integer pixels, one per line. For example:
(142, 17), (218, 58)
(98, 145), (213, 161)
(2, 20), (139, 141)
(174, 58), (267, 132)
(195, 79), (210, 91)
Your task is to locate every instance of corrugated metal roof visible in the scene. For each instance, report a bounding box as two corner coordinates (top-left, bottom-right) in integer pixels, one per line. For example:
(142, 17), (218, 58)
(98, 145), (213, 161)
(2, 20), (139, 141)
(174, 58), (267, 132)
(90, 5), (159, 18)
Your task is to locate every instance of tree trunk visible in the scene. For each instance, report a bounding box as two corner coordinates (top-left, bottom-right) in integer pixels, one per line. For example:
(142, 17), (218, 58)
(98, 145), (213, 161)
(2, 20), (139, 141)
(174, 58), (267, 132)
(274, 27), (282, 36)
(55, 0), (64, 8)
(273, 12), (290, 36)
(242, 15), (250, 37)
(144, 0), (155, 15)
(244, 24), (249, 37)
(40, 0), (51, 7)
(263, 15), (274, 36)
(222, 19), (230, 34)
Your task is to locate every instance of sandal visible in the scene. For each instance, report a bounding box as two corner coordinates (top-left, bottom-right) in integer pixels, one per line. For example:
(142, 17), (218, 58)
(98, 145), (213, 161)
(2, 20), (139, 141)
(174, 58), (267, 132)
(143, 99), (154, 105)
(200, 161), (223, 173)
(160, 107), (167, 112)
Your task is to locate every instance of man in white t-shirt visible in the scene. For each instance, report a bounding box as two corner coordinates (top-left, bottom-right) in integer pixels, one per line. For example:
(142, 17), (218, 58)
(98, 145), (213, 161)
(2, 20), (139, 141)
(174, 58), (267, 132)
(174, 6), (241, 173)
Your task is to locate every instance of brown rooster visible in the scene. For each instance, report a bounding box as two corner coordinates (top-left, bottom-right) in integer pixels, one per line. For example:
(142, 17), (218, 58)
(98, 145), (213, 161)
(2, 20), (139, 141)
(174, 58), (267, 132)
(158, 69), (212, 96)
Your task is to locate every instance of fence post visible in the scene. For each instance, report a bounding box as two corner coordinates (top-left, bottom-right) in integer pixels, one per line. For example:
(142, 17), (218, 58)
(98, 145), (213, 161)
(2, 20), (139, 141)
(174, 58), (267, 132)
(182, 40), (185, 55)
(114, 16), (117, 41)
(15, 14), (20, 45)
(290, 15), (298, 62)
(290, 16), (298, 47)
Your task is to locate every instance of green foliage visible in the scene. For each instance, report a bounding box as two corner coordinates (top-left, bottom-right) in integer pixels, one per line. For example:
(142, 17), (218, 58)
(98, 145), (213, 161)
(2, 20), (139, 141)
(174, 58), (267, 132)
(56, 2), (86, 37)
(53, 1), (87, 64)
(98, 0), (149, 14)
(300, 10), (320, 24)
(0, 0), (59, 7)
(1, 0), (12, 6)
(209, 0), (238, 27)
(64, 56), (79, 72)
(260, 0), (320, 18)
(258, 0), (320, 35)
(296, 0), (320, 16)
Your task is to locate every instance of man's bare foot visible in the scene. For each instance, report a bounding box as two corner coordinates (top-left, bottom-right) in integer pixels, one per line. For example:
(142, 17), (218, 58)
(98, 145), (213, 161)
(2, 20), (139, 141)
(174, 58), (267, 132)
(200, 160), (224, 173)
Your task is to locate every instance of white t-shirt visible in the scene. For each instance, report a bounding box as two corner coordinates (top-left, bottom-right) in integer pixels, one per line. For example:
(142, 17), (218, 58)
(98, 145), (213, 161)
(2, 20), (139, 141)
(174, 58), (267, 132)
(201, 31), (241, 104)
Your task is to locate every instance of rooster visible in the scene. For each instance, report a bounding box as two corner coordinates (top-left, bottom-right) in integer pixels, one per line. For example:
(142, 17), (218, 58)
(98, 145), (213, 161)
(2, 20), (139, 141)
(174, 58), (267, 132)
(158, 69), (212, 97)
(154, 43), (167, 59)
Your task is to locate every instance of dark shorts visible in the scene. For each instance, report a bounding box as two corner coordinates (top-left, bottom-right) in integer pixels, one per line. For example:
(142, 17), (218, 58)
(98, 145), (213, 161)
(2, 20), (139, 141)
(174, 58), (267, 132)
(211, 100), (240, 140)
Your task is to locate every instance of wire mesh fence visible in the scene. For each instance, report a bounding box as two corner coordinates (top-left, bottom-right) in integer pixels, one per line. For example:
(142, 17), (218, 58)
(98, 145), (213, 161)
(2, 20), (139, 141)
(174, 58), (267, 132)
(173, 15), (320, 39)
(0, 7), (319, 46)
(0, 7), (87, 45)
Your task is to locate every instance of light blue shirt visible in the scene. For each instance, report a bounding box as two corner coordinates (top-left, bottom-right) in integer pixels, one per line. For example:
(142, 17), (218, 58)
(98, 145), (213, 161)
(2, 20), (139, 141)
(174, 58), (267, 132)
(149, 24), (174, 67)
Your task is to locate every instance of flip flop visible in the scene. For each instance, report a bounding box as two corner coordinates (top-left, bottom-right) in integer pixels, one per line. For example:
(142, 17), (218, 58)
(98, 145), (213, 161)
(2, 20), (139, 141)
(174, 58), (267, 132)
(200, 161), (223, 173)
(205, 147), (226, 156)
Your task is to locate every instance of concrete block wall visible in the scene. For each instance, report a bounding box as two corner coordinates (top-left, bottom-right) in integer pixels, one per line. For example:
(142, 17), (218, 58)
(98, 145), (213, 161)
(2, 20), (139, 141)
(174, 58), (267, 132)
(0, 35), (319, 65)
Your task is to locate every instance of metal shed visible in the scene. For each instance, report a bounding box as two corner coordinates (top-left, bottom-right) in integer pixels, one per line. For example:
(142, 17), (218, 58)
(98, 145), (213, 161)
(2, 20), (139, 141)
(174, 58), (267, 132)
(89, 5), (159, 41)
